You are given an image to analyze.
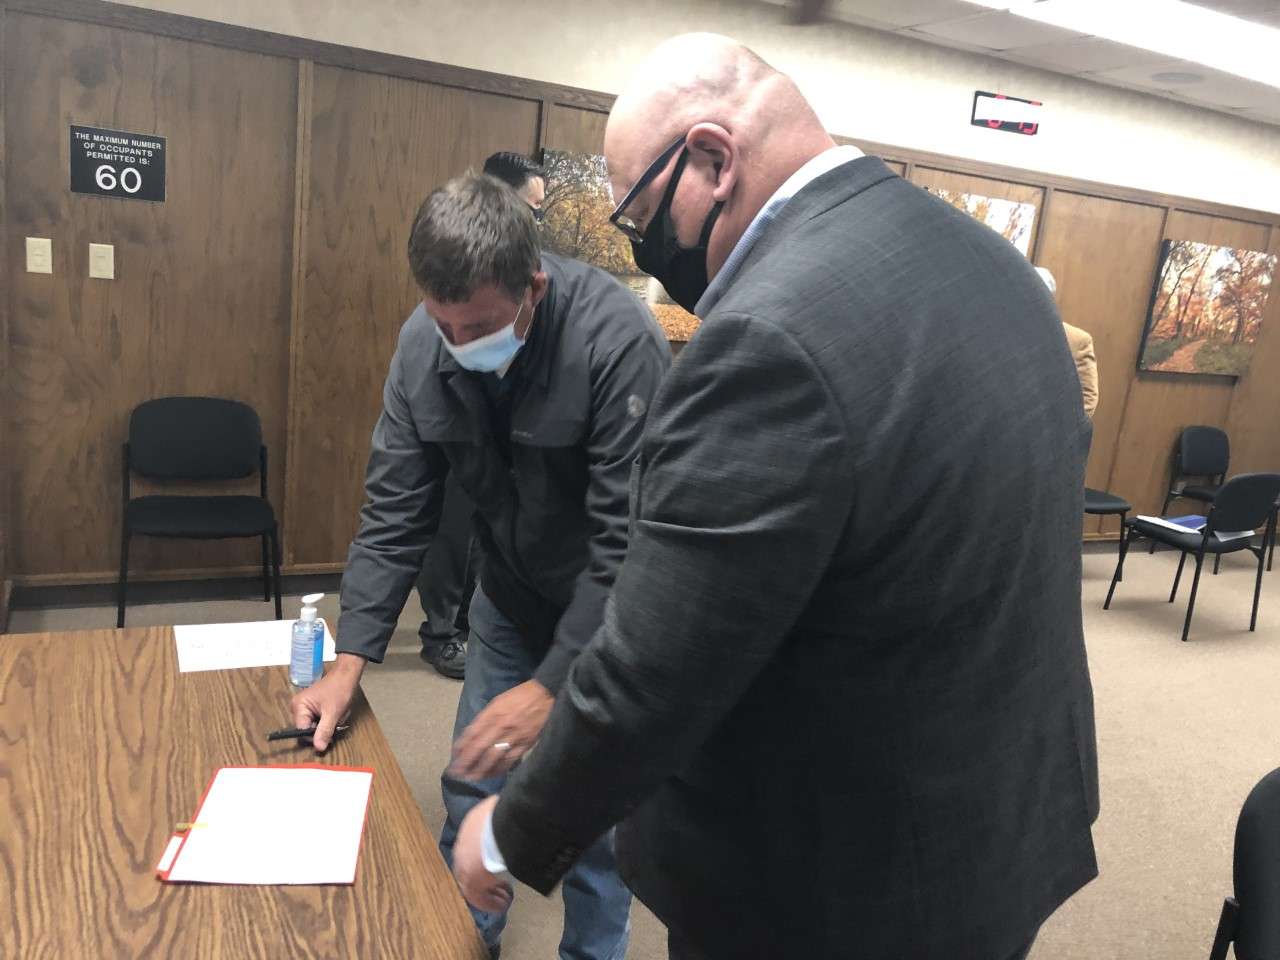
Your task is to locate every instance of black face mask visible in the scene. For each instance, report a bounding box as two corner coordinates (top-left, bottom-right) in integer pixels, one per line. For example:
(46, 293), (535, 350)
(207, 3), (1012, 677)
(629, 149), (723, 313)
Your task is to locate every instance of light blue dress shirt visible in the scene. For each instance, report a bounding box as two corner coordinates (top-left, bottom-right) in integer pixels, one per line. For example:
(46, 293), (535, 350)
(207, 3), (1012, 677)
(693, 144), (864, 319)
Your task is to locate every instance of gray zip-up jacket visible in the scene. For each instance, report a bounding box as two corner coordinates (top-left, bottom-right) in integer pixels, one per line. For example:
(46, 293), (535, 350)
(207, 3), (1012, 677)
(335, 253), (671, 692)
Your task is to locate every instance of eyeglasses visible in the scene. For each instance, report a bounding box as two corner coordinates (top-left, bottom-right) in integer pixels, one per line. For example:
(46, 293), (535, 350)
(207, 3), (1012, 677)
(608, 135), (687, 244)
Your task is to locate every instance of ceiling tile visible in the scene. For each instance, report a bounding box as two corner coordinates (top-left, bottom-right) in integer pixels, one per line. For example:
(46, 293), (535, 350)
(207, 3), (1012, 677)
(1236, 108), (1280, 127)
(910, 10), (1083, 50)
(1000, 36), (1170, 75)
(1088, 58), (1205, 86)
(821, 0), (1280, 130)
(1091, 61), (1280, 111)
(1187, 0), (1280, 29)
(826, 0), (979, 29)
(1172, 71), (1280, 111)
(897, 26), (995, 55)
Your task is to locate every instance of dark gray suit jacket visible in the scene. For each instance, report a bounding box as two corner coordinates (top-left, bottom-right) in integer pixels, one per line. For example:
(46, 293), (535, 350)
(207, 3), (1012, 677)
(493, 158), (1099, 958)
(335, 254), (670, 691)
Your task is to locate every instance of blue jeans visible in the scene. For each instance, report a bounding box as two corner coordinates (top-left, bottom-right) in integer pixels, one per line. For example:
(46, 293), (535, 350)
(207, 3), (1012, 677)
(439, 588), (632, 960)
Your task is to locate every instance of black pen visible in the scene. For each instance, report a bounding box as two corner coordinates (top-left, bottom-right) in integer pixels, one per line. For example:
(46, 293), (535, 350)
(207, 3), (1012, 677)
(266, 723), (349, 741)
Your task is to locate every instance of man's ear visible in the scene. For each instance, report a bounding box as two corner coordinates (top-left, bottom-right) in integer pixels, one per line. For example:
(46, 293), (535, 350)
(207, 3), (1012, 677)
(530, 271), (549, 308)
(687, 122), (736, 202)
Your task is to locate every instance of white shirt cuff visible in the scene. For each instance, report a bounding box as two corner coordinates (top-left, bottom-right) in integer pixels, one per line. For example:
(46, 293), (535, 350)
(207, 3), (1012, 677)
(480, 807), (509, 874)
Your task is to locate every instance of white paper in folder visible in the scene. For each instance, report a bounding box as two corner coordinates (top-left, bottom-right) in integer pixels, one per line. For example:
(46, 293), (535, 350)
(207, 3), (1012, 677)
(173, 619), (336, 673)
(157, 766), (373, 884)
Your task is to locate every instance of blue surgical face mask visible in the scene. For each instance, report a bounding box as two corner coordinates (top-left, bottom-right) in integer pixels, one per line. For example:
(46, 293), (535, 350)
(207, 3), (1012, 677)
(436, 295), (528, 373)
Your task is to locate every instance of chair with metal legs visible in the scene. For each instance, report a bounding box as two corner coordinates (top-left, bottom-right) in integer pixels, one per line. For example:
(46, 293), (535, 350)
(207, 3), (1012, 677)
(1269, 499), (1278, 574)
(1085, 487), (1132, 572)
(117, 397), (282, 627)
(1105, 473), (1280, 642)
(1151, 427), (1230, 575)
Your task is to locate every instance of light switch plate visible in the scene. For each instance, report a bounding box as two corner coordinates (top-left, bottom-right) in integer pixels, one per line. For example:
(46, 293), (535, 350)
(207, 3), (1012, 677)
(26, 237), (53, 274)
(89, 243), (115, 280)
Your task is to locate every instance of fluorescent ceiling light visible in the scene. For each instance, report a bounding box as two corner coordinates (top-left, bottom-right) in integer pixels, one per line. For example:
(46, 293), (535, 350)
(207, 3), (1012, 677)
(962, 0), (1280, 88)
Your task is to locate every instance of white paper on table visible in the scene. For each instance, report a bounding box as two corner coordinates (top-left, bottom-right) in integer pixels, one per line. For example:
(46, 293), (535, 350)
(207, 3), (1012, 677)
(173, 619), (335, 673)
(161, 766), (374, 885)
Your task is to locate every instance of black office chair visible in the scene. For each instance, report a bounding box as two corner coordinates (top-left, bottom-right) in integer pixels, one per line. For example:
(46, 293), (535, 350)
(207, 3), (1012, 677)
(1105, 472), (1280, 642)
(1269, 496), (1278, 574)
(117, 397), (282, 627)
(1153, 427), (1230, 565)
(1161, 426), (1231, 514)
(1152, 430), (1228, 578)
(1208, 766), (1280, 960)
(1085, 487), (1132, 569)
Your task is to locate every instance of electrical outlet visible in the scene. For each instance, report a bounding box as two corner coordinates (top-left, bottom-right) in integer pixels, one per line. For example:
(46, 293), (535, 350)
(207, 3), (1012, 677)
(89, 243), (115, 280)
(26, 237), (52, 274)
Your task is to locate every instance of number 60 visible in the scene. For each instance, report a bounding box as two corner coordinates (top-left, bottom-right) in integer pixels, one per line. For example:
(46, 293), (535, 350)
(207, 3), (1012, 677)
(95, 163), (142, 194)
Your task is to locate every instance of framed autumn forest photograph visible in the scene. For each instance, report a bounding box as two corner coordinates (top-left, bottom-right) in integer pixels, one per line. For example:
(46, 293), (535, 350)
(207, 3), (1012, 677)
(539, 149), (700, 344)
(1138, 238), (1277, 377)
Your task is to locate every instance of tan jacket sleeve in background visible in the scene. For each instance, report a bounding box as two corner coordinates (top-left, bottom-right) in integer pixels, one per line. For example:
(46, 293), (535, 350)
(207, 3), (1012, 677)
(1063, 322), (1098, 419)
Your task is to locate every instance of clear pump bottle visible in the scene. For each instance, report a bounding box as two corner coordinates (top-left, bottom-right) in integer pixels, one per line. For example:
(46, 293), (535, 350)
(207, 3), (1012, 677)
(289, 593), (325, 687)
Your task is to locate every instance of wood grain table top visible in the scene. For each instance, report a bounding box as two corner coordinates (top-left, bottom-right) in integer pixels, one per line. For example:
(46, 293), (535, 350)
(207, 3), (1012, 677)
(0, 626), (488, 959)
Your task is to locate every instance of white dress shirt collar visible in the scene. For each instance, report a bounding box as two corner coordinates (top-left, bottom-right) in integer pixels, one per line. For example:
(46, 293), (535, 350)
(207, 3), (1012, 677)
(693, 144), (864, 319)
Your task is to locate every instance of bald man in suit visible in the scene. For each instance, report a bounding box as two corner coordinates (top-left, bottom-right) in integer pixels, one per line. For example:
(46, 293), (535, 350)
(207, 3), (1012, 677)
(453, 34), (1100, 960)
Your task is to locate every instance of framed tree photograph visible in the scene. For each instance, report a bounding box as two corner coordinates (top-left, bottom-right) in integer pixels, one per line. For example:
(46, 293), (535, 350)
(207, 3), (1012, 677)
(1138, 239), (1277, 377)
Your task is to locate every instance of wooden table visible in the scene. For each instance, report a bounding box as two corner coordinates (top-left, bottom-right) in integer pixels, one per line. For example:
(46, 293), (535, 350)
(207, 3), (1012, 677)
(0, 627), (488, 959)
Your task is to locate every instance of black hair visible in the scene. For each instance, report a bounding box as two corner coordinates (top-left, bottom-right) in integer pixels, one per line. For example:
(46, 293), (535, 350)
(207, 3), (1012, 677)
(482, 152), (545, 192)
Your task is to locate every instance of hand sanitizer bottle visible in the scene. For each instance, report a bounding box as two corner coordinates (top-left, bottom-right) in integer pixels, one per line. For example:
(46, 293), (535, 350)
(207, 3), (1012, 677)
(289, 593), (325, 688)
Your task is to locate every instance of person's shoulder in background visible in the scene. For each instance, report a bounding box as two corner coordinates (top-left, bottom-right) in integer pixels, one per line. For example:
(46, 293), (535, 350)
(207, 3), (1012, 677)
(1061, 321), (1098, 418)
(1062, 321), (1094, 357)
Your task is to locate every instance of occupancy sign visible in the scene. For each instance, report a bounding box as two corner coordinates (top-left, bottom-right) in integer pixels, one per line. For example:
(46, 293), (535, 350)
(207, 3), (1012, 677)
(971, 92), (1042, 136)
(70, 124), (166, 201)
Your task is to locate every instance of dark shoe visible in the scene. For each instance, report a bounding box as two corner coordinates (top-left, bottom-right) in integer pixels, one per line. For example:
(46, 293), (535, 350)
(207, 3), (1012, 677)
(488, 946), (500, 960)
(420, 637), (466, 680)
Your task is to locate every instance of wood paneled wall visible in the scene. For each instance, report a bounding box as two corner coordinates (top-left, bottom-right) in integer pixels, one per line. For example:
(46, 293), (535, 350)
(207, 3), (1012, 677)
(1034, 193), (1170, 535)
(3, 0), (1279, 586)
(4, 11), (296, 582)
(1225, 226), (1280, 475)
(900, 172), (1278, 537)
(1104, 212), (1270, 527)
(544, 104), (608, 155)
(289, 67), (539, 567)
(0, 5), (9, 618)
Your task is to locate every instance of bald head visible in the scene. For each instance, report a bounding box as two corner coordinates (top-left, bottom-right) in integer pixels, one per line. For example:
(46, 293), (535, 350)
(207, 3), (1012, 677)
(604, 33), (835, 283)
(608, 35), (769, 172)
(607, 34), (824, 188)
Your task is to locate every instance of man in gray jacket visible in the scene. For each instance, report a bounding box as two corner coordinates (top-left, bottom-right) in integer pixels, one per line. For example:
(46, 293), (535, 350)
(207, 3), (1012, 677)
(453, 34), (1098, 960)
(291, 173), (670, 960)
(417, 152), (550, 680)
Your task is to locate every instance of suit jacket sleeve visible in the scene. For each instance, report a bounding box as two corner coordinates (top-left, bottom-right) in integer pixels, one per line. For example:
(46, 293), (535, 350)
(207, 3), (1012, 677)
(533, 329), (671, 693)
(493, 313), (854, 893)
(1076, 333), (1098, 420)
(336, 335), (449, 662)
(1064, 324), (1098, 419)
